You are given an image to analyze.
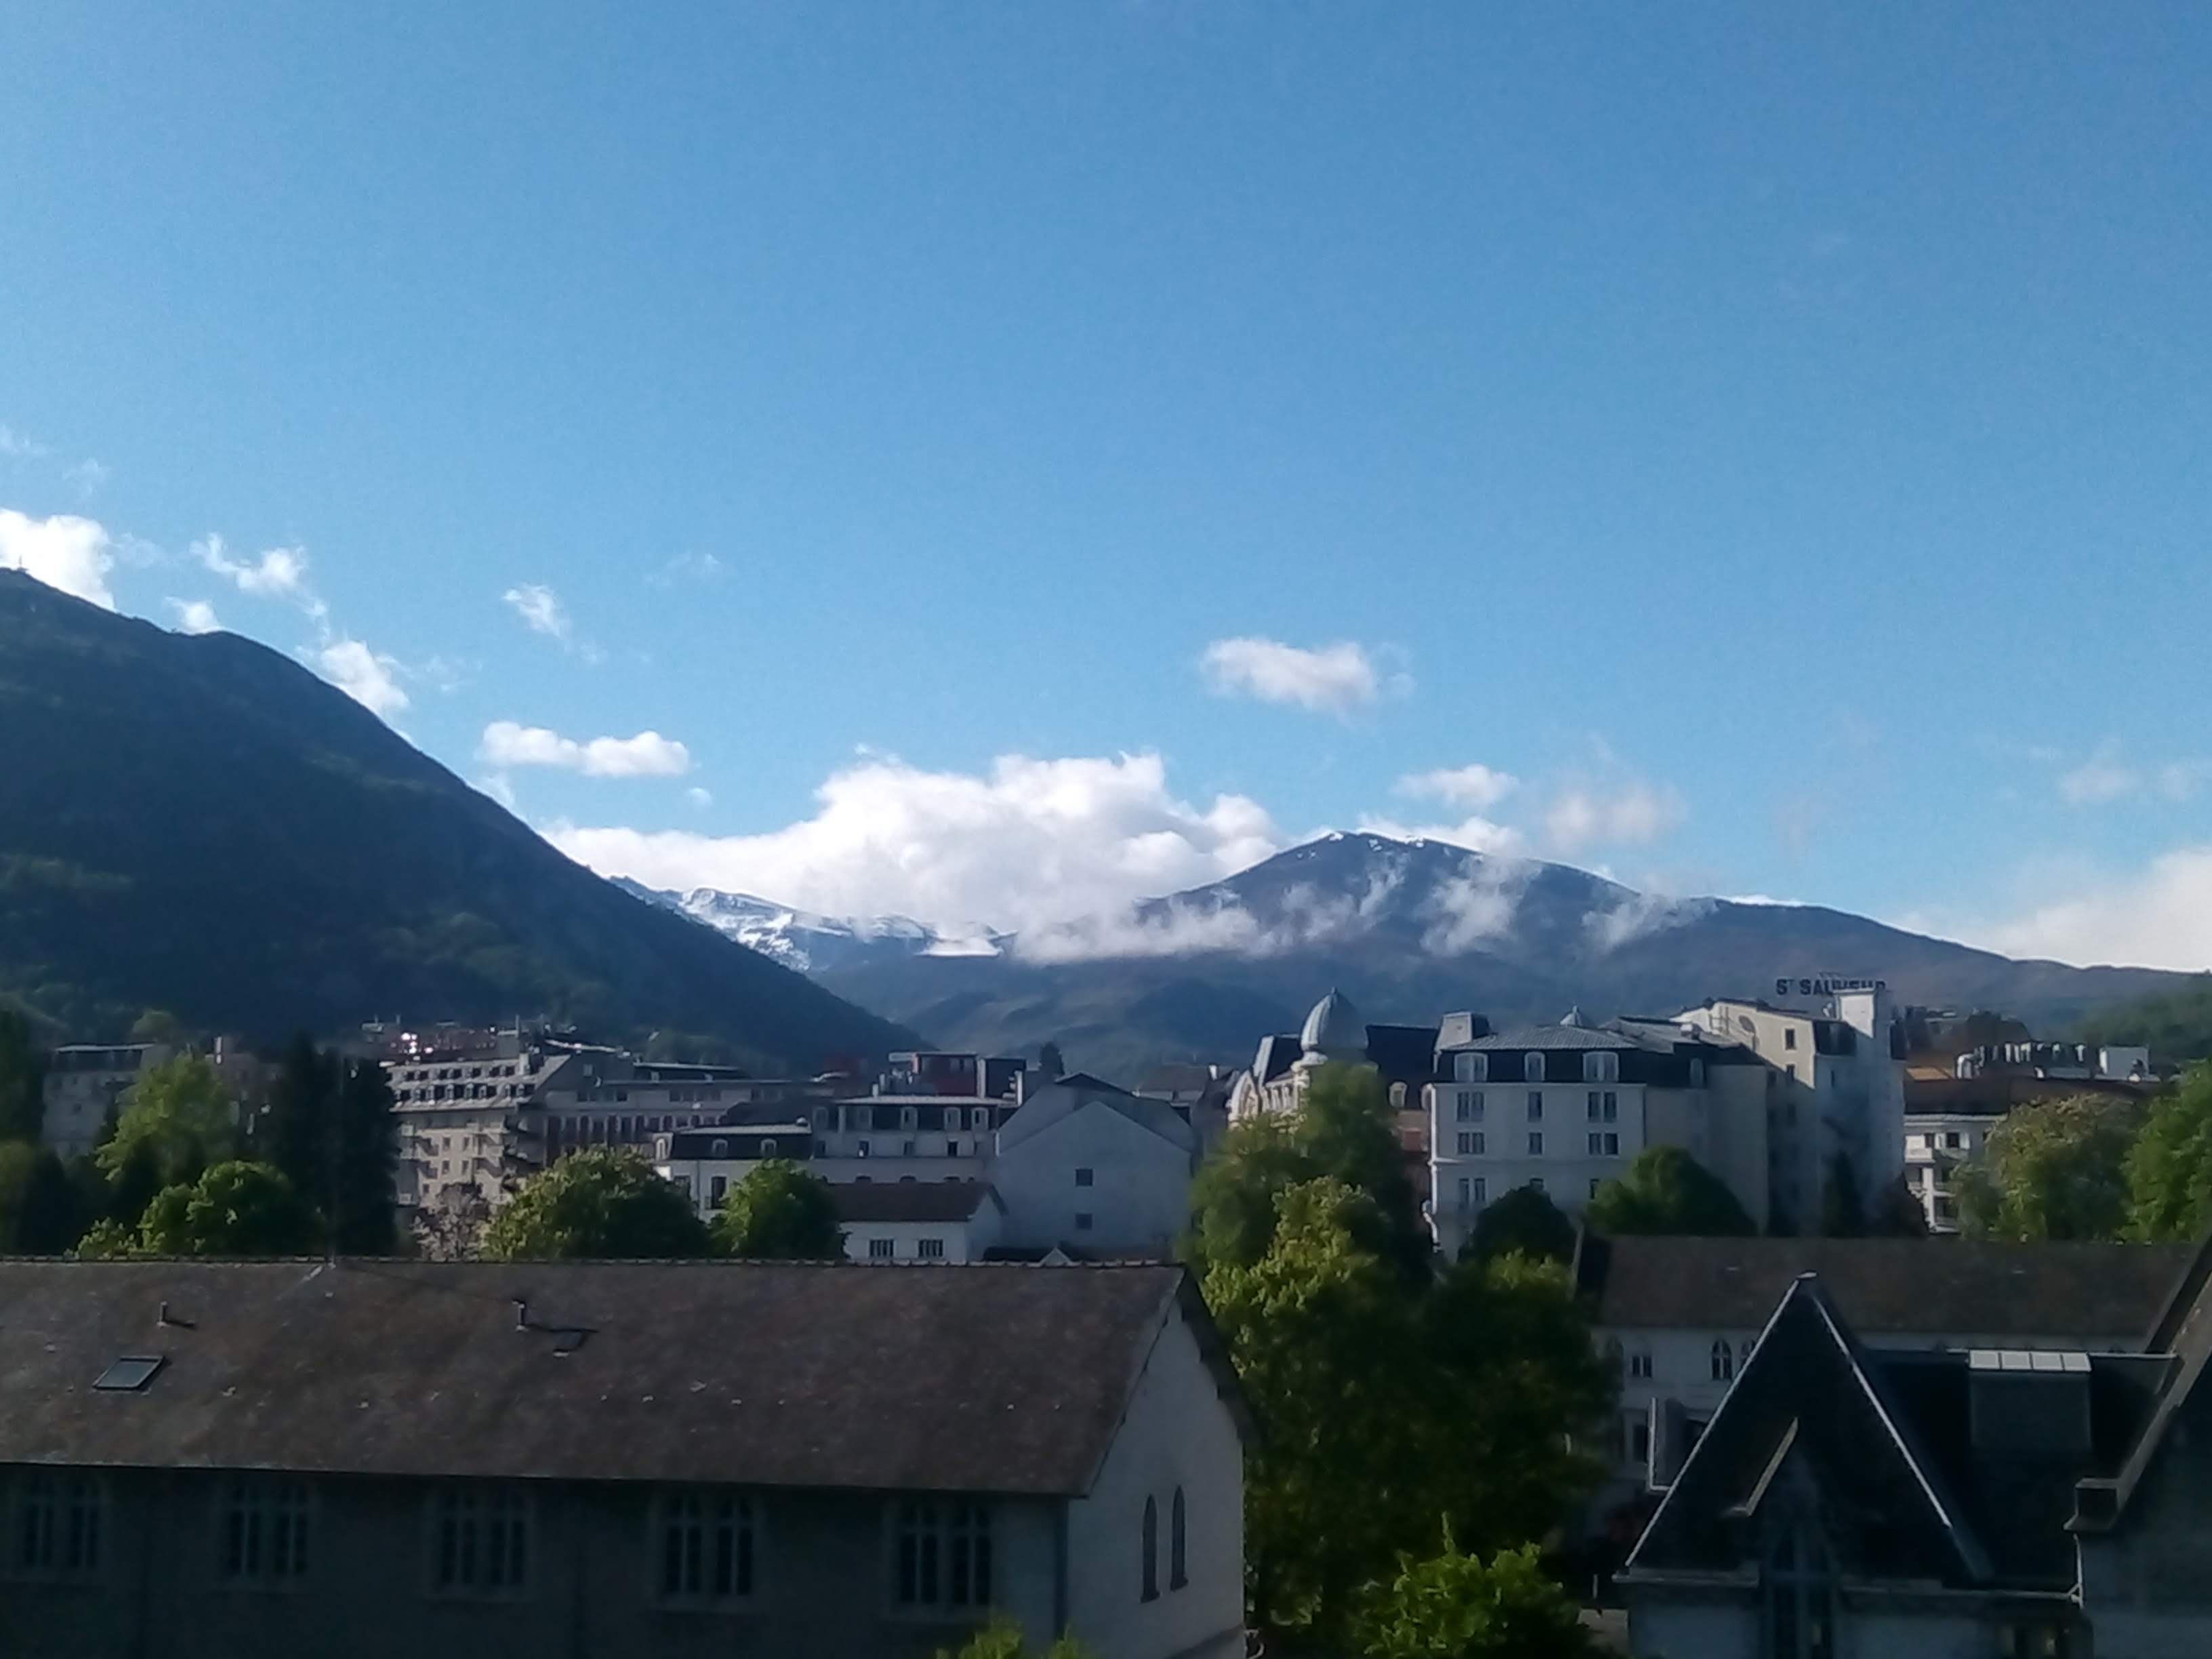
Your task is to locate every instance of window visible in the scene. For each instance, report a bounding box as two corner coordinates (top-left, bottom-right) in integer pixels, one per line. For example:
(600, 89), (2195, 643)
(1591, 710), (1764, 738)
(1527, 1132), (1544, 1156)
(1454, 1052), (1488, 1083)
(1629, 1349), (1653, 1380)
(1586, 1091), (1602, 1120)
(868, 1237), (895, 1260)
(1170, 1488), (1187, 1590)
(1689, 1059), (1706, 1087)
(857, 1139), (870, 1158)
(220, 1477), (311, 1585)
(1711, 1340), (1735, 1382)
(900, 1107), (918, 1130)
(894, 1500), (991, 1610)
(1526, 1092), (1543, 1121)
(917, 1237), (945, 1261)
(1582, 1051), (1620, 1083)
(760, 1139), (778, 1158)
(710, 1175), (727, 1206)
(1523, 1052), (1545, 1084)
(658, 1491), (754, 1602)
(1588, 1132), (1620, 1156)
(1783, 1028), (1797, 1050)
(1471, 1176), (1487, 1204)
(432, 1488), (529, 1595)
(1455, 1176), (1471, 1210)
(1141, 1496), (1159, 1601)
(971, 1108), (988, 1130)
(1603, 1092), (1618, 1122)
(1456, 1131), (1485, 1155)
(1944, 1131), (1963, 1149)
(1075, 1168), (1094, 1187)
(1075, 1212), (1094, 1231)
(1455, 1090), (1484, 1121)
(9, 1471), (103, 1580)
(1785, 1064), (1797, 1083)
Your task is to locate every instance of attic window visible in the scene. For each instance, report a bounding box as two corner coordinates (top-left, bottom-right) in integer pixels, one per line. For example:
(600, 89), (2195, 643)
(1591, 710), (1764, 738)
(94, 1355), (166, 1392)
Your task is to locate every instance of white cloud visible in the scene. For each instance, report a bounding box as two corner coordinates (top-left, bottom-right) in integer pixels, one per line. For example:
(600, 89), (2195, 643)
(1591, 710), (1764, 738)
(1941, 846), (2212, 971)
(0, 426), (49, 460)
(1355, 811), (1525, 857)
(2158, 761), (2212, 801)
(1200, 637), (1386, 715)
(0, 508), (115, 607)
(64, 458), (110, 498)
(315, 638), (410, 719)
(479, 721), (692, 778)
(1586, 891), (1716, 954)
(1395, 762), (1519, 812)
(195, 534), (316, 611)
(687, 786), (714, 809)
(546, 751), (1282, 935)
(2057, 745), (2139, 806)
(165, 598), (221, 635)
(651, 552), (724, 587)
(502, 583), (572, 642)
(477, 773), (519, 811)
(1545, 779), (1686, 853)
(1420, 859), (1532, 954)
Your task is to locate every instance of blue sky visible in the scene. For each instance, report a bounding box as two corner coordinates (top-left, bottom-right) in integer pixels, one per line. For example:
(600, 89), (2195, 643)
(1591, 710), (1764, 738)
(3, 4), (2209, 966)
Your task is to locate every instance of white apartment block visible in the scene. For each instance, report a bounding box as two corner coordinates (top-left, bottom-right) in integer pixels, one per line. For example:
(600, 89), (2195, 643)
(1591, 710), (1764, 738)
(39, 1042), (177, 1160)
(1427, 1012), (1773, 1257)
(1675, 987), (1904, 1231)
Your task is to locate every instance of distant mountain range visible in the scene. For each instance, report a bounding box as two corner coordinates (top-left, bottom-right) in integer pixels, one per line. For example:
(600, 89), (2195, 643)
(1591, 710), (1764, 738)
(0, 571), (917, 1069)
(630, 832), (2196, 1083)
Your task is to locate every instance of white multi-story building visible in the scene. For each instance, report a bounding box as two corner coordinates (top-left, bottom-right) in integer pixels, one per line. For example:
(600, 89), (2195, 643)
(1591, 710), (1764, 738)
(39, 1042), (176, 1160)
(830, 1181), (1006, 1263)
(1427, 1011), (1773, 1256)
(1675, 987), (1905, 1231)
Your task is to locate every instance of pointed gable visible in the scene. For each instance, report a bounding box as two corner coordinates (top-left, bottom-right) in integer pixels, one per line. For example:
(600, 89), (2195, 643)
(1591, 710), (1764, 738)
(1628, 1274), (1990, 1585)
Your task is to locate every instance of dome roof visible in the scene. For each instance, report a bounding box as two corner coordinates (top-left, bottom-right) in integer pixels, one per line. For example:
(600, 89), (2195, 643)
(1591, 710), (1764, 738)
(1300, 988), (1366, 1057)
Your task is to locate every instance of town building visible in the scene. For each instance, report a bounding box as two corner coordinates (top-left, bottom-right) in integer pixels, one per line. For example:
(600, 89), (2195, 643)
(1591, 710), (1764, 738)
(1618, 1232), (2212, 1658)
(1578, 1232), (2188, 1536)
(1427, 1011), (1772, 1256)
(1675, 988), (1906, 1231)
(1228, 989), (1442, 1135)
(39, 1042), (176, 1160)
(1901, 1067), (2156, 1233)
(1135, 1063), (1234, 1154)
(653, 1123), (817, 1216)
(831, 1181), (1006, 1263)
(0, 1257), (1248, 1659)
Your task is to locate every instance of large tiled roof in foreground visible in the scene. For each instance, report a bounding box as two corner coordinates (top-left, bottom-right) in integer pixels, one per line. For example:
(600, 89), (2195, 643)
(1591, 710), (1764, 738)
(0, 1258), (1210, 1496)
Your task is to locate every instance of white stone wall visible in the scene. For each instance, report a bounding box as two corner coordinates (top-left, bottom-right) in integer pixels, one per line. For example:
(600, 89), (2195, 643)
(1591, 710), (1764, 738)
(839, 1207), (1001, 1264)
(1065, 1307), (1246, 1659)
(1427, 1079), (1647, 1254)
(993, 1101), (1196, 1256)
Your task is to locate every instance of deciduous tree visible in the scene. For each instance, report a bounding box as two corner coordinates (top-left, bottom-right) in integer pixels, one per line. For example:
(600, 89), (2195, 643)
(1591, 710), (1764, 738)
(98, 1053), (233, 1187)
(85, 1161), (321, 1258)
(0, 1009), (44, 1142)
(1463, 1185), (1576, 1264)
(482, 1148), (713, 1261)
(1953, 1094), (2139, 1242)
(1586, 1146), (1756, 1237)
(714, 1159), (844, 1259)
(2125, 1065), (2212, 1242)
(1356, 1531), (1596, 1659)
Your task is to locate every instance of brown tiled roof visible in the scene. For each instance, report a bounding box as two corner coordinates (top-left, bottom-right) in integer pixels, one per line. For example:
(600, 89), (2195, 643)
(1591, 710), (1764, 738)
(0, 1258), (1214, 1495)
(1581, 1235), (2191, 1344)
(830, 1181), (1000, 1223)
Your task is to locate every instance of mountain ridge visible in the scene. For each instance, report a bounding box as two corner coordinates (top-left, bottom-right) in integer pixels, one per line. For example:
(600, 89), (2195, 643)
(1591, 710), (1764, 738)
(0, 571), (918, 1069)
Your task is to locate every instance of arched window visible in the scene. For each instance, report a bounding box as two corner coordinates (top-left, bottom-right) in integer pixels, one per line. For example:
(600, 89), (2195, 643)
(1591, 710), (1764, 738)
(1524, 1052), (1546, 1084)
(711, 1139), (729, 1160)
(1454, 1052), (1488, 1084)
(1711, 1339), (1735, 1382)
(1170, 1488), (1187, 1590)
(1141, 1496), (1159, 1601)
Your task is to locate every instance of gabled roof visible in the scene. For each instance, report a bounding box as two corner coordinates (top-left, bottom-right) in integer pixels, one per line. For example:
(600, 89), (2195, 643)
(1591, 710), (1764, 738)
(998, 1075), (1198, 1155)
(1252, 1034), (1300, 1083)
(2072, 1231), (2212, 1534)
(0, 1258), (1224, 1497)
(831, 1181), (1002, 1224)
(1626, 1275), (1992, 1586)
(1582, 1233), (2188, 1345)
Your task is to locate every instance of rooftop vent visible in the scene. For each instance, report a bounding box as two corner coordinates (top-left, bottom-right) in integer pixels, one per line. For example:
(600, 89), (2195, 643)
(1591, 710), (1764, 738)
(93, 1355), (167, 1393)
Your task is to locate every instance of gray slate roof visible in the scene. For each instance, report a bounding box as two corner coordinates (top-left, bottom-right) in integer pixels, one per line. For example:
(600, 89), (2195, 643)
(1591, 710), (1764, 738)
(1582, 1235), (2191, 1343)
(0, 1258), (1212, 1496)
(830, 1181), (1000, 1223)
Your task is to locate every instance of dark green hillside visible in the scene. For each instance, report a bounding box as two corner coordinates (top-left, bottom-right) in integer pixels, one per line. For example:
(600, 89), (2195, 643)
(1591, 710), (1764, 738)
(0, 571), (917, 1068)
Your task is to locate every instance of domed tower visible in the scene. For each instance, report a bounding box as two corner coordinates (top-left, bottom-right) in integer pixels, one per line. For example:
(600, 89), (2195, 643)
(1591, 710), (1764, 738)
(1298, 987), (1368, 1067)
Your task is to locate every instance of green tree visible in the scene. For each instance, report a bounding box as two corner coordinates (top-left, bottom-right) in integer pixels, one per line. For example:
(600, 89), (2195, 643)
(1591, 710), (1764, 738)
(1463, 1185), (1576, 1265)
(482, 1148), (714, 1261)
(1356, 1534), (1595, 1659)
(97, 1054), (233, 1186)
(1867, 1174), (1931, 1238)
(1187, 1062), (1430, 1283)
(1586, 1147), (1756, 1237)
(102, 1137), (165, 1227)
(83, 1161), (321, 1258)
(1208, 1178), (1433, 1642)
(933, 1617), (1092, 1659)
(0, 1008), (44, 1142)
(18, 1148), (85, 1252)
(256, 1038), (400, 1252)
(2079, 975), (2212, 1066)
(1038, 1040), (1067, 1080)
(714, 1159), (844, 1259)
(1954, 1094), (2139, 1242)
(2125, 1065), (2212, 1241)
(127, 1008), (190, 1048)
(0, 1141), (38, 1246)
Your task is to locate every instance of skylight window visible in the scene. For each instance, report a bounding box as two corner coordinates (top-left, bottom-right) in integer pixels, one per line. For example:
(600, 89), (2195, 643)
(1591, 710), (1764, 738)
(93, 1355), (167, 1392)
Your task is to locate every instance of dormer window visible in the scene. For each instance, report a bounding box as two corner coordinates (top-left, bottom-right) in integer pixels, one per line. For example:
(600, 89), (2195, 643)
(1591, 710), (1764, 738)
(1582, 1052), (1619, 1084)
(1524, 1052), (1545, 1084)
(1454, 1052), (1487, 1084)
